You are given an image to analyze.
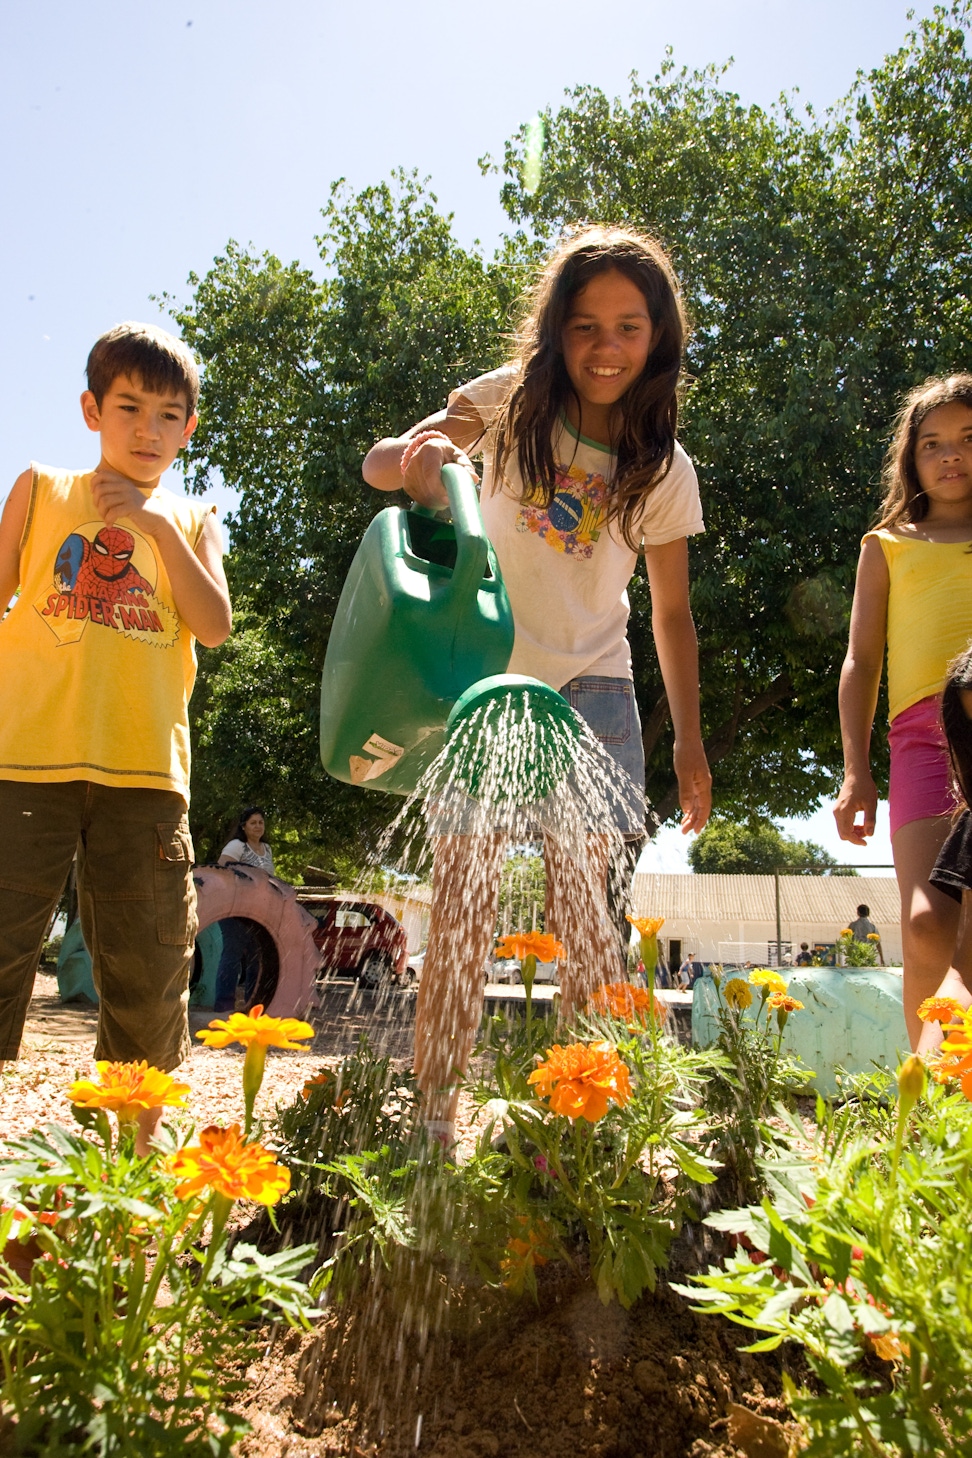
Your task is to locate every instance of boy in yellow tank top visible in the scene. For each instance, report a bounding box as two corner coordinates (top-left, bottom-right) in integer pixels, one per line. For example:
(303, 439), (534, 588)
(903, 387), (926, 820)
(0, 322), (232, 1150)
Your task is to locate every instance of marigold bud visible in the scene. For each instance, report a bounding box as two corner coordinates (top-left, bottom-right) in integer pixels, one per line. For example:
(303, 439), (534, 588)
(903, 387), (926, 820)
(897, 1054), (925, 1117)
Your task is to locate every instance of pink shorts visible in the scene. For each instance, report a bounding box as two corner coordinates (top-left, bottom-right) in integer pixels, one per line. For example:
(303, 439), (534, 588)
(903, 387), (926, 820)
(888, 695), (955, 837)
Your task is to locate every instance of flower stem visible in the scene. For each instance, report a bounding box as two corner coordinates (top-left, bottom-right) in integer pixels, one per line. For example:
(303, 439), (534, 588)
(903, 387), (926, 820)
(243, 1042), (267, 1136)
(521, 954), (536, 1052)
(174, 1193), (233, 1404)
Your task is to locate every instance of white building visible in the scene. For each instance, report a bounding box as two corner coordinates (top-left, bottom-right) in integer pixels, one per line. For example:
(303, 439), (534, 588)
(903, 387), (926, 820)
(374, 885), (432, 953)
(630, 873), (901, 968)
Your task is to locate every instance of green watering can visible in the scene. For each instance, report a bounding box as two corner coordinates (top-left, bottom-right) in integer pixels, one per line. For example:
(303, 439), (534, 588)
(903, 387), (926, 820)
(320, 464), (581, 800)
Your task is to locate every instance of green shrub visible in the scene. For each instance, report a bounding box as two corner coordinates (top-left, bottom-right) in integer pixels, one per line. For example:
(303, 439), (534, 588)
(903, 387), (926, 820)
(676, 1068), (972, 1455)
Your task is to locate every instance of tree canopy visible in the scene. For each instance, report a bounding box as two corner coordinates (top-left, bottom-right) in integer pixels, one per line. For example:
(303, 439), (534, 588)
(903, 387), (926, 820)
(687, 815), (852, 876)
(172, 4), (972, 869)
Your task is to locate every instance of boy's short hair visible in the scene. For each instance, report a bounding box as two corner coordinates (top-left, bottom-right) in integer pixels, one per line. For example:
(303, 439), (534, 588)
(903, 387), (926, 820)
(86, 322), (199, 416)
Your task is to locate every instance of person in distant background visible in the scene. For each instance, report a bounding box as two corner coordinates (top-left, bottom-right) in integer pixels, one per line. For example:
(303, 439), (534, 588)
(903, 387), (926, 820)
(214, 807), (274, 1014)
(678, 952), (703, 989)
(795, 942), (813, 966)
(218, 807), (274, 872)
(847, 902), (884, 964)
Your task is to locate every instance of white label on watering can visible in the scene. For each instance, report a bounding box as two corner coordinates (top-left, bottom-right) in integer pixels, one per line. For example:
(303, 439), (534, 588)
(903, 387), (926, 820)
(349, 732), (407, 785)
(362, 732), (404, 760)
(350, 755), (390, 783)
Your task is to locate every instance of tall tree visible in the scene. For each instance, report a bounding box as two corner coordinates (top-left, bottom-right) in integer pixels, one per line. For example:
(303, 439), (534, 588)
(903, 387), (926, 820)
(687, 815), (852, 876)
(171, 174), (526, 865)
(172, 7), (972, 862)
(494, 2), (972, 822)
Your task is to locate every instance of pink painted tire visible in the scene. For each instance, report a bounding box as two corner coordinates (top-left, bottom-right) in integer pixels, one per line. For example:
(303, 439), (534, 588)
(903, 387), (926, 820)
(192, 865), (322, 1020)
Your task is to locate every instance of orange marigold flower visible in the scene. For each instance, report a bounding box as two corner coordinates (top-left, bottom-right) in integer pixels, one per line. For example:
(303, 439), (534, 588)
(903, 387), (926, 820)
(195, 1005), (314, 1051)
(767, 992), (804, 1014)
(169, 1124), (290, 1205)
(527, 1041), (631, 1122)
(933, 1007), (972, 1098)
(588, 982), (667, 1026)
(870, 1330), (908, 1363)
(498, 1215), (555, 1289)
(494, 932), (565, 963)
(917, 995), (965, 1025)
(626, 915), (665, 936)
(302, 1071), (336, 1098)
(67, 1061), (190, 1126)
(302, 1072), (349, 1109)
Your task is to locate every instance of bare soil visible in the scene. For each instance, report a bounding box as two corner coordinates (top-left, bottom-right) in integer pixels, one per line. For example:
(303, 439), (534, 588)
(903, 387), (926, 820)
(2, 979), (803, 1458)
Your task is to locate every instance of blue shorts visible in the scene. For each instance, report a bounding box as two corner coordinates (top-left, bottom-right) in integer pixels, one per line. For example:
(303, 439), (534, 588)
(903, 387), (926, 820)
(426, 675), (647, 839)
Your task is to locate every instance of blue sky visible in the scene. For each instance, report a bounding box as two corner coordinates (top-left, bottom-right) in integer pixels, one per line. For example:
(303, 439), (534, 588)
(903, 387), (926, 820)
(2, 0), (927, 868)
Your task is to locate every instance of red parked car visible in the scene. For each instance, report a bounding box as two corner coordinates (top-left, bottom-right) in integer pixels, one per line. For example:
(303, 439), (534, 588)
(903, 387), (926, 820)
(298, 896), (410, 988)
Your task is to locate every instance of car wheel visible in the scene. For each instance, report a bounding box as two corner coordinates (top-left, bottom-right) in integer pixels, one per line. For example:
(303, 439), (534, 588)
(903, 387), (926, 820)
(357, 952), (392, 989)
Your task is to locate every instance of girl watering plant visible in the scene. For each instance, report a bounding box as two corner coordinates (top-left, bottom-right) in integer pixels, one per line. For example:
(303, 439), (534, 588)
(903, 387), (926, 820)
(835, 374), (972, 1046)
(364, 225), (711, 1144)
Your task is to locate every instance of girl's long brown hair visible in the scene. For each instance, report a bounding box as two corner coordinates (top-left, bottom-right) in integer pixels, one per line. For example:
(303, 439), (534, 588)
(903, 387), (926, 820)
(494, 225), (688, 551)
(875, 373), (972, 529)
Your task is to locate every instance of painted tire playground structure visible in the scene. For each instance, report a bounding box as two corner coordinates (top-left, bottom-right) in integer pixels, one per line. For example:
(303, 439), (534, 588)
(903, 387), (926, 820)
(57, 864), (322, 1020)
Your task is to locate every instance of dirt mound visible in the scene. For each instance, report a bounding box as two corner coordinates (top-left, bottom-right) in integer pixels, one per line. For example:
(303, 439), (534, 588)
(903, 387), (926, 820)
(239, 1262), (801, 1458)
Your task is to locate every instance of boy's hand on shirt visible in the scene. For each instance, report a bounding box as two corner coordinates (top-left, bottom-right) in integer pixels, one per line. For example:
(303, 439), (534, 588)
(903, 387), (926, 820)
(90, 469), (172, 538)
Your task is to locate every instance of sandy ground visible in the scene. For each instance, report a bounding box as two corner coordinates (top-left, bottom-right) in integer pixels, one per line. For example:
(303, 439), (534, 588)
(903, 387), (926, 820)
(0, 974), (419, 1143)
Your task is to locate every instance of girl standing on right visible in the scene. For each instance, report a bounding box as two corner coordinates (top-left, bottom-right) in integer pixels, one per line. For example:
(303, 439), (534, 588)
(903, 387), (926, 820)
(835, 374), (972, 1046)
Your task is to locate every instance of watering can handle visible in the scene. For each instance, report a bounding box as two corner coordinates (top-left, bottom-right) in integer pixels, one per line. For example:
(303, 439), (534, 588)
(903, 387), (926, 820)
(410, 464), (489, 599)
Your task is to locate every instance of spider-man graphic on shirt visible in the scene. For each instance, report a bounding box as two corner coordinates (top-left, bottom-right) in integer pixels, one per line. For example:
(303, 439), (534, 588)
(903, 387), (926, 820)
(56, 525), (154, 601)
(36, 520), (178, 646)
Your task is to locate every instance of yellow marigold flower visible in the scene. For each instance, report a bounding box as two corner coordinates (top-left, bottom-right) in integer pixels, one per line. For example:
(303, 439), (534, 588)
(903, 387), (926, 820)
(588, 981), (667, 1026)
(527, 1041), (631, 1122)
(195, 1004), (314, 1051)
(722, 978), (753, 1011)
(767, 992), (804, 1013)
(840, 928), (853, 938)
(494, 932), (565, 963)
(866, 932), (881, 942)
(917, 995), (965, 1025)
(197, 1005), (314, 1136)
(749, 969), (787, 995)
(67, 1061), (190, 1127)
(626, 915), (665, 936)
(169, 1124), (290, 1205)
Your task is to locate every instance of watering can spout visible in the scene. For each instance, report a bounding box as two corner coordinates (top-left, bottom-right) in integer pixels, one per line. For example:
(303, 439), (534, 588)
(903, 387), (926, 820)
(443, 675), (581, 805)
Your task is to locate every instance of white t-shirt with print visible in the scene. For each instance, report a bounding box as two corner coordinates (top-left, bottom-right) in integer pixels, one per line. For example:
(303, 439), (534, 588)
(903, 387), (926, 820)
(449, 368), (704, 690)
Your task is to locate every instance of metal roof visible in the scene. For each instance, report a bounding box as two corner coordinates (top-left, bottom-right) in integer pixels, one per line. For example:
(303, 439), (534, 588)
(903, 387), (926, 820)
(630, 873), (900, 924)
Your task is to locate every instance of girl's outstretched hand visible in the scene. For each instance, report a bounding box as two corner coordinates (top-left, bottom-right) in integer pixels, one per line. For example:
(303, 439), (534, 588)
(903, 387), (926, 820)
(833, 773), (878, 845)
(401, 433), (478, 510)
(674, 739), (712, 835)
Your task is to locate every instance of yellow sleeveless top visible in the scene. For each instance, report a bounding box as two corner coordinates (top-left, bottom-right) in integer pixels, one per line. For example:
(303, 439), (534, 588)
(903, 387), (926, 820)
(866, 528), (972, 722)
(0, 465), (215, 800)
